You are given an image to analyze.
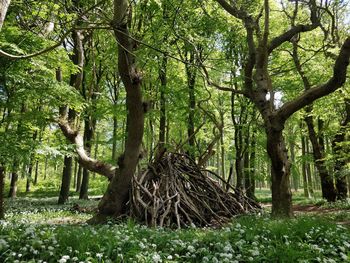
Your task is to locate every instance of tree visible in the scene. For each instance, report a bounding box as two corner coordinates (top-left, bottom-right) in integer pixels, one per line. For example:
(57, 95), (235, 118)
(91, 0), (145, 219)
(214, 0), (350, 217)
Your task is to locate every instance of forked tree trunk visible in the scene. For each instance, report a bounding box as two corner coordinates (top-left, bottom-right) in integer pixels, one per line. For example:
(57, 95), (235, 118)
(94, 0), (145, 219)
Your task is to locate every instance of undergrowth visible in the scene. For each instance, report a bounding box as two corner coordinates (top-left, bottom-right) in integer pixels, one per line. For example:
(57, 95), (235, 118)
(0, 197), (349, 262)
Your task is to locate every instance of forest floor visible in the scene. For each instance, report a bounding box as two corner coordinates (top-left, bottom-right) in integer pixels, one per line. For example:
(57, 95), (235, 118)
(0, 190), (349, 262)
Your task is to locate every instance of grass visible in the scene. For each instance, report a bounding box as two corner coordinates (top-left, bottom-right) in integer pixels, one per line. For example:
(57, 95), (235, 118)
(255, 188), (323, 205)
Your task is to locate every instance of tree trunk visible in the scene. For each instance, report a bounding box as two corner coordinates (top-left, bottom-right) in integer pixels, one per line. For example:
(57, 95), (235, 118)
(305, 138), (314, 195)
(76, 164), (82, 193)
(158, 54), (167, 151)
(301, 134), (311, 198)
(220, 126), (225, 182)
(79, 168), (89, 200)
(0, 165), (5, 219)
(267, 129), (293, 217)
(79, 117), (94, 200)
(94, 0), (145, 219)
(0, 0), (11, 30)
(58, 156), (72, 204)
(34, 160), (39, 185)
(112, 116), (118, 162)
(25, 172), (31, 192)
(247, 128), (256, 200)
(93, 132), (99, 178)
(8, 159), (18, 198)
(331, 99), (350, 200)
(73, 159), (77, 189)
(289, 140), (298, 192)
(231, 93), (245, 190)
(26, 133), (37, 192)
(44, 157), (48, 180)
(226, 162), (234, 192)
(185, 49), (196, 158)
(305, 115), (336, 201)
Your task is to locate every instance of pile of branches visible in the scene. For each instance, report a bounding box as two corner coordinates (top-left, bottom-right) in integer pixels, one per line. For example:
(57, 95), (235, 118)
(130, 152), (261, 228)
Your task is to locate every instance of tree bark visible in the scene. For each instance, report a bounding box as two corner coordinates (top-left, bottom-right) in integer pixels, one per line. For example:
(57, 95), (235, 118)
(305, 138), (314, 195)
(76, 164), (82, 193)
(58, 156), (72, 204)
(305, 115), (336, 201)
(112, 115), (118, 162)
(243, 136), (251, 194)
(231, 93), (245, 190)
(79, 117), (94, 200)
(301, 133), (311, 198)
(0, 165), (5, 219)
(185, 49), (197, 159)
(332, 99), (350, 200)
(8, 161), (18, 198)
(266, 128), (293, 217)
(158, 54), (167, 151)
(34, 160), (39, 185)
(289, 139), (298, 192)
(0, 0), (10, 30)
(247, 127), (256, 200)
(94, 0), (145, 219)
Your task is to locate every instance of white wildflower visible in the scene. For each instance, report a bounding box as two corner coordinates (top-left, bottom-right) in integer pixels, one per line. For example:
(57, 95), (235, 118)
(152, 252), (162, 263)
(187, 245), (195, 253)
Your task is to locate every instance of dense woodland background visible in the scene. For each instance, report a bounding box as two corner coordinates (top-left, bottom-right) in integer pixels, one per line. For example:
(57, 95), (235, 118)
(0, 0), (350, 221)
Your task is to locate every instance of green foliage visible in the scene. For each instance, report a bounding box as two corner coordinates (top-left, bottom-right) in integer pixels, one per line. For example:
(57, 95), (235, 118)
(1, 197), (350, 262)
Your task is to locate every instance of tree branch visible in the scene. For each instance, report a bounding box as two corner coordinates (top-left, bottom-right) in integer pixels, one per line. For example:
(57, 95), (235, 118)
(201, 63), (249, 97)
(0, 29), (73, 60)
(268, 0), (319, 53)
(58, 118), (117, 180)
(215, 0), (249, 20)
(278, 37), (350, 121)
